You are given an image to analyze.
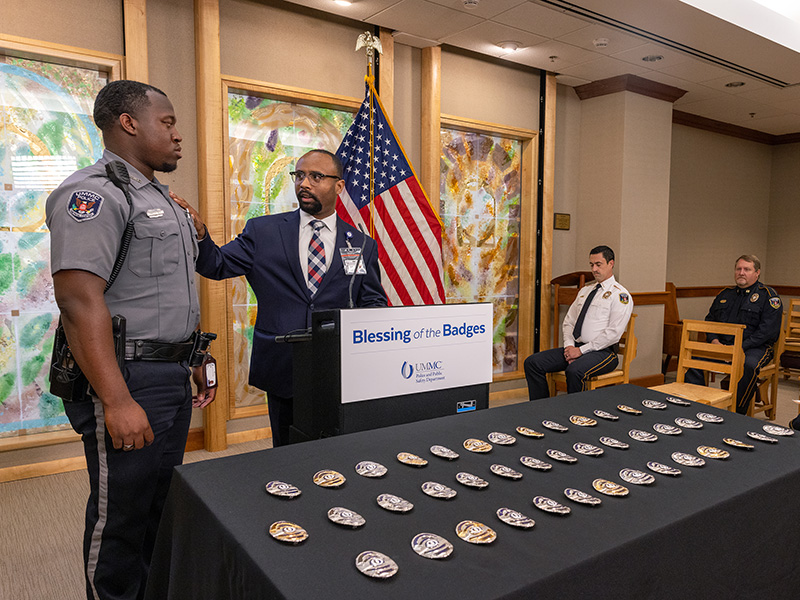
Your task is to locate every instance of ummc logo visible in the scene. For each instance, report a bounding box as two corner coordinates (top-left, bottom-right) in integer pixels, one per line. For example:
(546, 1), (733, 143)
(401, 362), (414, 379)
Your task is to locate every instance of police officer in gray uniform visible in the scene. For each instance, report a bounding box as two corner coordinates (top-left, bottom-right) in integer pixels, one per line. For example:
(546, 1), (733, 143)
(46, 80), (215, 600)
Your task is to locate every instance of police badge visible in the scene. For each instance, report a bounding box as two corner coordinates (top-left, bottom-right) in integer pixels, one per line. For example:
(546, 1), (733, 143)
(750, 293), (759, 302)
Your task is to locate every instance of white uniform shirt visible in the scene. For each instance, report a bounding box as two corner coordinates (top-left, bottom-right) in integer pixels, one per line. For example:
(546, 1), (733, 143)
(298, 210), (337, 276)
(562, 275), (633, 354)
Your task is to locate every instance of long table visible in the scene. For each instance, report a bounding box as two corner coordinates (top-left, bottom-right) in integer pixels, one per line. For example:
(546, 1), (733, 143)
(145, 385), (800, 600)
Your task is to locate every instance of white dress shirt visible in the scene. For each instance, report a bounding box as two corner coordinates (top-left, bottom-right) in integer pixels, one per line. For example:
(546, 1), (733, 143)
(298, 210), (337, 277)
(562, 275), (633, 354)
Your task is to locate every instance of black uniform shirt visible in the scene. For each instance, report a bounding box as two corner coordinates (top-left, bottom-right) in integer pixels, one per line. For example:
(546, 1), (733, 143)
(705, 281), (782, 350)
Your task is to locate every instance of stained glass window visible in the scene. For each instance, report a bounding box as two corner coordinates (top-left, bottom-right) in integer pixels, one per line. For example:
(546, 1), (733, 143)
(226, 92), (354, 410)
(0, 55), (106, 437)
(440, 129), (522, 375)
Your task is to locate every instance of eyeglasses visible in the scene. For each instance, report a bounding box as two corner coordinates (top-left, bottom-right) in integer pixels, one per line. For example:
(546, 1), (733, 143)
(289, 170), (341, 184)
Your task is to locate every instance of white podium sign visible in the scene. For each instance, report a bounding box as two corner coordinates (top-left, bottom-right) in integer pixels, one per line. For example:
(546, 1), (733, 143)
(339, 303), (493, 403)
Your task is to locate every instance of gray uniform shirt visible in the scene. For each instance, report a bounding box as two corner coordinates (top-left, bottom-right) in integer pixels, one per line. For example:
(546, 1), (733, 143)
(45, 150), (200, 342)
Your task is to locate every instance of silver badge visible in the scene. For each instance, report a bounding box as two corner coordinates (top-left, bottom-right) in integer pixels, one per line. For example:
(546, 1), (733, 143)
(455, 472), (489, 488)
(546, 448), (578, 463)
(573, 442), (604, 456)
(421, 481), (457, 499)
(411, 532), (454, 559)
(642, 399), (667, 410)
(355, 550), (398, 578)
(327, 507), (366, 528)
(671, 452), (705, 467)
(376, 493), (414, 512)
(564, 488), (602, 506)
(665, 395), (691, 406)
(496, 507), (536, 528)
(488, 431), (517, 445)
(541, 420), (569, 432)
(594, 409), (619, 421)
(653, 423), (682, 435)
(619, 468), (655, 485)
(265, 480), (301, 498)
(763, 424), (794, 436)
(696, 412), (724, 423)
(629, 429), (658, 442)
(532, 495), (571, 515)
(747, 431), (778, 443)
(519, 455), (553, 470)
(647, 461), (682, 476)
(490, 464), (523, 479)
(430, 445), (459, 459)
(355, 461), (387, 478)
(146, 208), (164, 218)
(675, 417), (703, 429)
(599, 436), (630, 449)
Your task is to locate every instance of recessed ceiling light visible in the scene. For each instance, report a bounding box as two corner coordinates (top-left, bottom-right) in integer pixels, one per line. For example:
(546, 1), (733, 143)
(463, 0), (480, 9)
(642, 54), (664, 62)
(725, 81), (746, 87)
(496, 41), (521, 52)
(334, 0), (352, 6)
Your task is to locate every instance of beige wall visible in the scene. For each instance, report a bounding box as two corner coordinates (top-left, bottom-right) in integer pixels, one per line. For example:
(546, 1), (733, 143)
(668, 124), (772, 286)
(441, 50), (539, 131)
(767, 143), (800, 285)
(220, 0), (366, 100)
(0, 0), (123, 55)
(552, 84), (581, 277)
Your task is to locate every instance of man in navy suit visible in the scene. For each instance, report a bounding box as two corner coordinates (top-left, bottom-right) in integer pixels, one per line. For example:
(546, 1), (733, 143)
(173, 150), (386, 445)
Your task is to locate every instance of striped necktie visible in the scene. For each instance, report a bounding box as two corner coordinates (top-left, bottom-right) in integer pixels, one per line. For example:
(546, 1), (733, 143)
(307, 220), (326, 295)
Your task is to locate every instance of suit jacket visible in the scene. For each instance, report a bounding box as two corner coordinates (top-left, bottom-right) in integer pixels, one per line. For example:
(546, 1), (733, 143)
(196, 210), (387, 397)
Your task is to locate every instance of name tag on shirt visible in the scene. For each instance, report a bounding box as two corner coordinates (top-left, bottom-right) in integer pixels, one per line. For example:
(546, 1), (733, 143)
(339, 247), (366, 275)
(147, 208), (164, 218)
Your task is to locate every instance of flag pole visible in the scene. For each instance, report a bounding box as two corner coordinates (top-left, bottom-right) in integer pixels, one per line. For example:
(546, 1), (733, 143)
(355, 31), (382, 237)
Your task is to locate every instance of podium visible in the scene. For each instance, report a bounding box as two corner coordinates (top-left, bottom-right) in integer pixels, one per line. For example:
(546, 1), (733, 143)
(290, 304), (492, 442)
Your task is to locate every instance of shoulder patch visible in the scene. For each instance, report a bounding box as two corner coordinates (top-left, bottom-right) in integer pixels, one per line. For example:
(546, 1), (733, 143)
(619, 292), (629, 305)
(769, 297), (782, 309)
(67, 190), (104, 222)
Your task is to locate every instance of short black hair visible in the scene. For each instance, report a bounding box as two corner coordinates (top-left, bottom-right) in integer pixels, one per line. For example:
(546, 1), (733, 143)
(590, 245), (615, 263)
(305, 149), (344, 178)
(93, 80), (168, 132)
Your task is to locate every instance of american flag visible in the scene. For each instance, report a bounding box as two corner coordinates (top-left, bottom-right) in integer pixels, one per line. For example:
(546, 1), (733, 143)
(336, 81), (445, 306)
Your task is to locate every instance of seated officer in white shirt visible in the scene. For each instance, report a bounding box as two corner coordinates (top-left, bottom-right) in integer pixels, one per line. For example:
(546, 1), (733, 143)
(524, 245), (634, 400)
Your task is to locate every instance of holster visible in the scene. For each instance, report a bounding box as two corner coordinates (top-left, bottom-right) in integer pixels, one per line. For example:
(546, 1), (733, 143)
(48, 315), (126, 402)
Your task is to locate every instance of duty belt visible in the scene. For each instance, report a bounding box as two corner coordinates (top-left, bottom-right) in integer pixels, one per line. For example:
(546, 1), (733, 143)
(124, 339), (194, 362)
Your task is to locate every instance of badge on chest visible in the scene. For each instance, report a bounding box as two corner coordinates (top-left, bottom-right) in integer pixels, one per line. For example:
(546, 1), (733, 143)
(339, 247), (366, 275)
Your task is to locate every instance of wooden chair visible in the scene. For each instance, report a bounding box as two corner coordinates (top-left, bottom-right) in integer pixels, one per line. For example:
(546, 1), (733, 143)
(662, 282), (682, 375)
(551, 271), (594, 350)
(781, 298), (800, 380)
(548, 313), (637, 394)
(749, 312), (786, 420)
(649, 319), (745, 412)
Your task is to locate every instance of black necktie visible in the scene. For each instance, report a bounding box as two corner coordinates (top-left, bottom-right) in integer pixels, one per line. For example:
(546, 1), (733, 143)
(573, 284), (601, 341)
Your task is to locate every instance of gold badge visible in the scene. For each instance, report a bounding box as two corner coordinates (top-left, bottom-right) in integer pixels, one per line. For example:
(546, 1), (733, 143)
(269, 521), (308, 544)
(313, 469), (346, 487)
(750, 293), (759, 302)
(719, 299), (727, 303)
(602, 290), (612, 299)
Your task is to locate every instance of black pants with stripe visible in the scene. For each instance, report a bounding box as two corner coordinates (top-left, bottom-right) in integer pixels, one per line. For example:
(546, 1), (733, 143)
(524, 347), (619, 401)
(685, 345), (773, 414)
(64, 361), (192, 600)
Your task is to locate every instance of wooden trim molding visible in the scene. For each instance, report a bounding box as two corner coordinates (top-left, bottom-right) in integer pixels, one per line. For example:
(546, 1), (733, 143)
(223, 76), (362, 111)
(672, 110), (777, 145)
(676, 284), (800, 298)
(575, 74), (687, 103)
(440, 115), (536, 140)
(123, 0), (148, 82)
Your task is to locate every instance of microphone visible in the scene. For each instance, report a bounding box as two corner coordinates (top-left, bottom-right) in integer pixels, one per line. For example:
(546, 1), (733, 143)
(347, 223), (368, 309)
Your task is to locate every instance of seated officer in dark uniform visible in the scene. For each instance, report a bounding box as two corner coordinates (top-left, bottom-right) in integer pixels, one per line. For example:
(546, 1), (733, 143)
(46, 80), (215, 600)
(685, 254), (782, 414)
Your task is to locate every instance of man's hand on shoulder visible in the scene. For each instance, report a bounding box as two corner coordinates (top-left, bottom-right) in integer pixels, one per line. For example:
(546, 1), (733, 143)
(170, 191), (207, 240)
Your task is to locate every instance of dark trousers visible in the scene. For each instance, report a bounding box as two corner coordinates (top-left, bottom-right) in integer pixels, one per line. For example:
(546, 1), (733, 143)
(267, 393), (293, 447)
(684, 345), (773, 414)
(65, 361), (192, 600)
(524, 347), (619, 401)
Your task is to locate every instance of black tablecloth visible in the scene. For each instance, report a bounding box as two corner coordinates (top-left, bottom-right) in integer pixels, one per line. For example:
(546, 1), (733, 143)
(145, 385), (800, 600)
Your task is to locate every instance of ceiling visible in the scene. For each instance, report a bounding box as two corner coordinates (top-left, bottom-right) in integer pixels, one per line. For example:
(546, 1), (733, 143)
(281, 0), (800, 136)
